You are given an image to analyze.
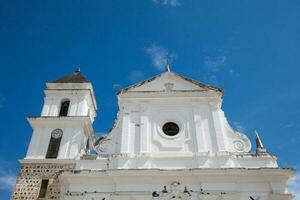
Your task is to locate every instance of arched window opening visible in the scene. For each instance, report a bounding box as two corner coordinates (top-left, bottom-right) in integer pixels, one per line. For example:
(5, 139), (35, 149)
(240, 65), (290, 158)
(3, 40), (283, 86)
(46, 129), (63, 159)
(59, 100), (70, 116)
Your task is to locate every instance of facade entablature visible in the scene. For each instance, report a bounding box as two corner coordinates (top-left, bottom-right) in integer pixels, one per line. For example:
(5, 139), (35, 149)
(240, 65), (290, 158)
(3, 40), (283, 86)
(118, 90), (222, 99)
(59, 168), (294, 198)
(75, 151), (278, 169)
(118, 100), (221, 111)
(27, 116), (94, 129)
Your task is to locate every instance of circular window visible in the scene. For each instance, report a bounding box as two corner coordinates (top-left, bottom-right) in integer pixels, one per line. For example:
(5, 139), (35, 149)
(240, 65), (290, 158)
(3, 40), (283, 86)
(162, 122), (180, 136)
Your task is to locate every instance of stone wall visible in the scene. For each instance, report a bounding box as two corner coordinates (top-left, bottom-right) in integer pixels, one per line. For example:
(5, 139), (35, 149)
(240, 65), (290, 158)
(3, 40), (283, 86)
(11, 162), (75, 200)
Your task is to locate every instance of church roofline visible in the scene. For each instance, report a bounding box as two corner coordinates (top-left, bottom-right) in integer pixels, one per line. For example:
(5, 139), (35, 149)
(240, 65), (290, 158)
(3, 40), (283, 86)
(59, 167), (295, 177)
(117, 71), (223, 96)
(49, 69), (90, 83)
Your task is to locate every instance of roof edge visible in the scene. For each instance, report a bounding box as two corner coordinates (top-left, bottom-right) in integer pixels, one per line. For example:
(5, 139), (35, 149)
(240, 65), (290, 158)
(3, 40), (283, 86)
(118, 71), (223, 96)
(49, 70), (90, 83)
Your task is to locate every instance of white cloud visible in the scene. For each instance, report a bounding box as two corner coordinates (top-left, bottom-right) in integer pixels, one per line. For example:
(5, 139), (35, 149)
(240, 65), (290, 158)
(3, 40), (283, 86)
(203, 55), (227, 84)
(152, 0), (181, 7)
(129, 70), (144, 83)
(288, 171), (300, 200)
(0, 170), (16, 191)
(145, 43), (175, 71)
(204, 55), (226, 72)
(233, 121), (246, 133)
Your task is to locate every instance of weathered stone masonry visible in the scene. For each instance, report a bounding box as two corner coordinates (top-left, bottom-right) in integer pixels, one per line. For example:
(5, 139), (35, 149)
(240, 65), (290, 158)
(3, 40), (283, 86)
(11, 163), (75, 200)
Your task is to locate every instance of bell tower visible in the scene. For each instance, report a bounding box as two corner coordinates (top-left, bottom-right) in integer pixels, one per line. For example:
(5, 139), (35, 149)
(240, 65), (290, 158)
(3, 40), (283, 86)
(26, 69), (97, 159)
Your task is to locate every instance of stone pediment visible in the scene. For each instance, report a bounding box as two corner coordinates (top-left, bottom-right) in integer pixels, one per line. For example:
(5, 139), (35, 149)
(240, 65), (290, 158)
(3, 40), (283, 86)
(119, 71), (222, 94)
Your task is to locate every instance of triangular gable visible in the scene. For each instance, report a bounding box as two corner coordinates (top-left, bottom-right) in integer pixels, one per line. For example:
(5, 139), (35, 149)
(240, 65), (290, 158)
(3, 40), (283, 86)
(119, 71), (223, 94)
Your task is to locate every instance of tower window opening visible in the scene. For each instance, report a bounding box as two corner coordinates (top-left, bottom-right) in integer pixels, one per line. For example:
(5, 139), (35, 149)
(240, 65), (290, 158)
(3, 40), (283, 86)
(38, 179), (49, 198)
(59, 100), (70, 116)
(46, 129), (63, 159)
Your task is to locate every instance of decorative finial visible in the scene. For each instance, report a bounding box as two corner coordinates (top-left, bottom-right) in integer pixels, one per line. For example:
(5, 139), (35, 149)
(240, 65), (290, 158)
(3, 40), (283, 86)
(255, 130), (267, 155)
(75, 67), (81, 73)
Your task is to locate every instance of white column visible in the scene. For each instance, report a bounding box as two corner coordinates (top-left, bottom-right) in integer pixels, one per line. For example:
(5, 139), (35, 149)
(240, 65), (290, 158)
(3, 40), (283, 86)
(69, 98), (78, 116)
(120, 107), (131, 153)
(192, 105), (206, 152)
(132, 109), (141, 154)
(201, 104), (218, 153)
(209, 101), (226, 152)
(41, 98), (50, 116)
(140, 107), (149, 153)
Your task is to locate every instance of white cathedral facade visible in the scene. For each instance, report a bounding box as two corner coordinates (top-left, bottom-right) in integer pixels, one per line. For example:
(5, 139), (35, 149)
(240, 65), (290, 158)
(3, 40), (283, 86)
(11, 69), (294, 200)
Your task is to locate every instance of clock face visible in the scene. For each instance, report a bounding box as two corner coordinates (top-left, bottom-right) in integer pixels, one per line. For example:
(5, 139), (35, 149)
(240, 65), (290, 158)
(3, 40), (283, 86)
(51, 129), (63, 139)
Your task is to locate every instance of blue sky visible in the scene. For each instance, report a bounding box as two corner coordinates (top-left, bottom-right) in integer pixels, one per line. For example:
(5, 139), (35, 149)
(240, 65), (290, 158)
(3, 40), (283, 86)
(0, 0), (300, 199)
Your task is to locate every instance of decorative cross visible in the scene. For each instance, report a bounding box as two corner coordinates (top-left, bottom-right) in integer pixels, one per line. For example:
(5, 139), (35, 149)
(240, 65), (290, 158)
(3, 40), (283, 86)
(165, 54), (172, 72)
